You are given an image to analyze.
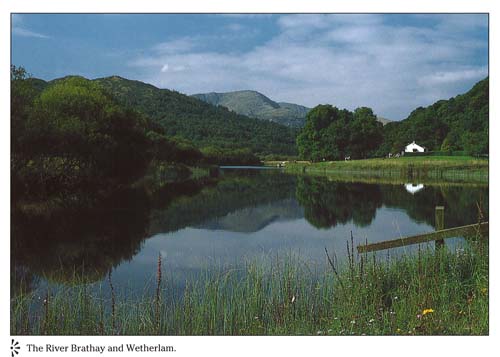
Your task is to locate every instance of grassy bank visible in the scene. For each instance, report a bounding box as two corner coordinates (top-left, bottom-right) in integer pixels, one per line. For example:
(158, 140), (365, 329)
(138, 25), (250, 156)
(12, 238), (488, 335)
(282, 156), (488, 183)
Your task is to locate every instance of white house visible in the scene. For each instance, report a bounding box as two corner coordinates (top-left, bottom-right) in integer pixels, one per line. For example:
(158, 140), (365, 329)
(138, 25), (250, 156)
(405, 141), (426, 153)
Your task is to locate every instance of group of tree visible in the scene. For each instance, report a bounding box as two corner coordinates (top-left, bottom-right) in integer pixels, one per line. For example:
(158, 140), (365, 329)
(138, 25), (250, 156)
(11, 66), (203, 200)
(91, 76), (299, 157)
(296, 77), (488, 161)
(296, 105), (383, 161)
(376, 78), (488, 156)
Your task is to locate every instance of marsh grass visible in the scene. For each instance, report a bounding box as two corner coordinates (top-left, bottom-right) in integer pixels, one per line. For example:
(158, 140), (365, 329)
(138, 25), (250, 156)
(11, 239), (488, 335)
(285, 156), (488, 183)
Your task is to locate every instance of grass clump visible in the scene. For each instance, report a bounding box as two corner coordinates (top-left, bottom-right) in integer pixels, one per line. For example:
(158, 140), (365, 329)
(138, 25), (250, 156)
(11, 239), (488, 335)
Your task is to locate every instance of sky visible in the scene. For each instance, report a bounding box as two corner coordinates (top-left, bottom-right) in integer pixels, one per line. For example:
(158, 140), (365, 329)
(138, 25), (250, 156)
(11, 13), (488, 120)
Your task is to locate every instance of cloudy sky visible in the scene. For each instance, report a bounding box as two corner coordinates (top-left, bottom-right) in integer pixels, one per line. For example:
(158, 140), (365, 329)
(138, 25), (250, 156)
(12, 14), (488, 120)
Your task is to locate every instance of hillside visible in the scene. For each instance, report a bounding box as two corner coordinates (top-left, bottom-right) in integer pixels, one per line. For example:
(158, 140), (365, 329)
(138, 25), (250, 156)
(377, 77), (488, 155)
(28, 76), (299, 156)
(192, 90), (310, 127)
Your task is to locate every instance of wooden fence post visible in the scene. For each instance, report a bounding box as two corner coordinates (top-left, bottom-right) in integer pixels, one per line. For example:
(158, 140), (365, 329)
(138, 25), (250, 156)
(435, 206), (445, 249)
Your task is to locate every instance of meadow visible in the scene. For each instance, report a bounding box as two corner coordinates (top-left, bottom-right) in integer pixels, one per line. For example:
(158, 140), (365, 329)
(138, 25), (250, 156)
(282, 156), (488, 183)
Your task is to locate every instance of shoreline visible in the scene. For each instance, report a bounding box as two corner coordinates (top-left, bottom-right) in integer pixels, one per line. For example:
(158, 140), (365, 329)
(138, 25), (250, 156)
(274, 156), (488, 184)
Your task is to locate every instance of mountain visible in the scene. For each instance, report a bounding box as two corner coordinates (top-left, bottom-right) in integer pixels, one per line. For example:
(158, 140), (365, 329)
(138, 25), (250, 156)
(192, 90), (310, 127)
(376, 116), (393, 126)
(193, 89), (392, 127)
(198, 198), (304, 233)
(27, 76), (299, 156)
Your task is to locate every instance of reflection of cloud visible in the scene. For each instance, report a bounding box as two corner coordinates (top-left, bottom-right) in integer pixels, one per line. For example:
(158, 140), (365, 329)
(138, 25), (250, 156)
(128, 14), (487, 119)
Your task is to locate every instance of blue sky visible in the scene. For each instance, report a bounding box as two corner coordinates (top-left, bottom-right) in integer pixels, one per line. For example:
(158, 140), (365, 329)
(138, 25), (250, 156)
(11, 14), (488, 120)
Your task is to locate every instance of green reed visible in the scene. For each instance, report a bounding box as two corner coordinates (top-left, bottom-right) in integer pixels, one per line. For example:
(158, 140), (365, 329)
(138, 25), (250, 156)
(11, 239), (488, 335)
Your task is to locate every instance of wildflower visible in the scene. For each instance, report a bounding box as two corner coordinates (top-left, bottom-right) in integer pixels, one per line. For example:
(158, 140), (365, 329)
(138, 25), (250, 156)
(422, 308), (434, 316)
(394, 296), (398, 300)
(416, 314), (422, 319)
(350, 320), (356, 324)
(317, 330), (323, 335)
(396, 328), (402, 333)
(368, 318), (375, 324)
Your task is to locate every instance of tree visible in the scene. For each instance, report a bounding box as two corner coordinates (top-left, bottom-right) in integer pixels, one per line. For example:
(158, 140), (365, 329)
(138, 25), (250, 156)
(297, 105), (385, 161)
(297, 105), (352, 161)
(349, 107), (383, 159)
(12, 75), (153, 197)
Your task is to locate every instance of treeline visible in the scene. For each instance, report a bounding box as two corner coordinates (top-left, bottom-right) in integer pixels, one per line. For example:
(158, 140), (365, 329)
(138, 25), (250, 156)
(297, 77), (488, 161)
(11, 67), (263, 201)
(92, 76), (299, 156)
(297, 106), (383, 161)
(12, 67), (153, 200)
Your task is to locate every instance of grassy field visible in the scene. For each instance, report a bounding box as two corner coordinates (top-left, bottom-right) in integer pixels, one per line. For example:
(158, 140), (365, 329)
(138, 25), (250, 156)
(12, 237), (488, 335)
(281, 156), (488, 183)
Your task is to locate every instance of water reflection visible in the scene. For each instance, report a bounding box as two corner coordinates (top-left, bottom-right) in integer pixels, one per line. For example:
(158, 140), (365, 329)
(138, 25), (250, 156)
(11, 168), (488, 298)
(405, 183), (424, 194)
(296, 177), (382, 228)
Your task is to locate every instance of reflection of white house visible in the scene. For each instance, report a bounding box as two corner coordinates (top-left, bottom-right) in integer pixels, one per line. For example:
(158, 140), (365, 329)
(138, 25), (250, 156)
(405, 141), (426, 153)
(405, 183), (424, 194)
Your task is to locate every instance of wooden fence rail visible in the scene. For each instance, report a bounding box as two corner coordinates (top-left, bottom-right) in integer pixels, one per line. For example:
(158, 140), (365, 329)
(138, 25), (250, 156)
(357, 222), (488, 253)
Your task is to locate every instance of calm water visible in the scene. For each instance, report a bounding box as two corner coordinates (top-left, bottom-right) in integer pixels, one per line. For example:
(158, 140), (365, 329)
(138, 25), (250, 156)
(11, 168), (488, 300)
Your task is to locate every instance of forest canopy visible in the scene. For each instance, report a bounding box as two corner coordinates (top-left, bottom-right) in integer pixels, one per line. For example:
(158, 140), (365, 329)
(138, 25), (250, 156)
(296, 77), (488, 161)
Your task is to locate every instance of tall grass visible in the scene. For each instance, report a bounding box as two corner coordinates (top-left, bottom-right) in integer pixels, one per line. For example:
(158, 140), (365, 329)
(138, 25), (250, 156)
(11, 239), (488, 335)
(285, 157), (488, 183)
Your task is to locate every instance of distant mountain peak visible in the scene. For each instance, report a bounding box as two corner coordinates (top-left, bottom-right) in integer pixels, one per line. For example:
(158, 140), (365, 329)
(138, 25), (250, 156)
(192, 90), (309, 127)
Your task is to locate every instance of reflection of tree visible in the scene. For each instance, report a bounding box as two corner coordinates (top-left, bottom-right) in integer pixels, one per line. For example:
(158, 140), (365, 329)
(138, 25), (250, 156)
(381, 185), (488, 229)
(11, 187), (152, 285)
(296, 177), (382, 229)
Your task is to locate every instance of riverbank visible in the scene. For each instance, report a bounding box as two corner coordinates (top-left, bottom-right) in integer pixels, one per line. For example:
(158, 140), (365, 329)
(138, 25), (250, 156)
(280, 156), (488, 183)
(12, 237), (488, 335)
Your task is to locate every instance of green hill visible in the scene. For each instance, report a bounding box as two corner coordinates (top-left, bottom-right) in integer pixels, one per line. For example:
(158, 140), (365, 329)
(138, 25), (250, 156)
(377, 77), (488, 156)
(28, 76), (299, 156)
(192, 90), (310, 127)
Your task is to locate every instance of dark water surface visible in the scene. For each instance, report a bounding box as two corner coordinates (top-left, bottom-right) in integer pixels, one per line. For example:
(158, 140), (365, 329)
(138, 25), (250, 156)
(11, 167), (488, 300)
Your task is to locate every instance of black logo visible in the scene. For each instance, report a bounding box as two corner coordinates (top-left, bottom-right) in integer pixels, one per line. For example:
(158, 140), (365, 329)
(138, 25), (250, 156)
(11, 339), (20, 357)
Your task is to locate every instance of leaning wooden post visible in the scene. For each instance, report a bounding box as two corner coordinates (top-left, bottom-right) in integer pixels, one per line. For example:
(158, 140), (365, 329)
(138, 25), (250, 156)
(435, 206), (445, 249)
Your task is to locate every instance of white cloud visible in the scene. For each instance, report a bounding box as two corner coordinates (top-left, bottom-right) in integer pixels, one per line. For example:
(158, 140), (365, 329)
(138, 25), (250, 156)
(418, 68), (489, 86)
(153, 38), (196, 54)
(128, 14), (488, 120)
(12, 27), (50, 39)
(12, 14), (50, 39)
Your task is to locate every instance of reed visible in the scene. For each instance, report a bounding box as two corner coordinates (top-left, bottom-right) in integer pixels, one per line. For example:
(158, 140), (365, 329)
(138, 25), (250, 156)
(11, 239), (488, 335)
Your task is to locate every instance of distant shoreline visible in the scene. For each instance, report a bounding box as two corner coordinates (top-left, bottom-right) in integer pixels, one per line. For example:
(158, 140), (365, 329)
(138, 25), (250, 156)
(270, 156), (489, 184)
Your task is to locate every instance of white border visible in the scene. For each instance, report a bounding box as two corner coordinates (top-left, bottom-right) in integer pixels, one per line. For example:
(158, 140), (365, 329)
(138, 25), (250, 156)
(1, 1), (497, 357)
